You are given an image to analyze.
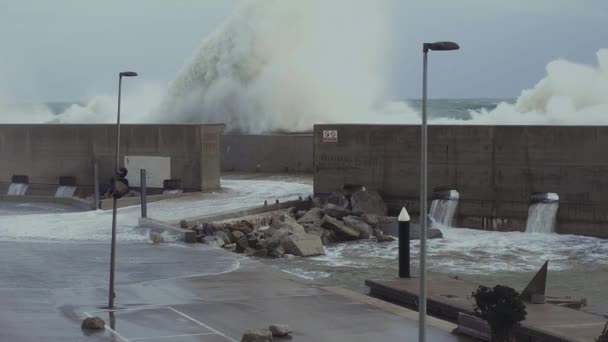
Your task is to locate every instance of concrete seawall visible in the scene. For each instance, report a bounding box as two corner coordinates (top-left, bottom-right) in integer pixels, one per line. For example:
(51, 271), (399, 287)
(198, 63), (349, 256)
(0, 124), (224, 197)
(221, 133), (313, 173)
(313, 124), (608, 238)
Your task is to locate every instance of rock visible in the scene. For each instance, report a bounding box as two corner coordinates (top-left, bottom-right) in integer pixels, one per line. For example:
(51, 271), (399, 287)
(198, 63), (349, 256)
(265, 228), (292, 250)
(321, 203), (352, 220)
(351, 190), (387, 216)
(282, 234), (325, 257)
(304, 225), (324, 236)
(203, 236), (225, 247)
(150, 232), (164, 243)
(313, 192), (349, 209)
(236, 235), (250, 253)
(376, 234), (395, 243)
(241, 329), (273, 342)
(360, 214), (396, 226)
(283, 253), (295, 259)
(81, 316), (105, 330)
(342, 216), (373, 239)
(253, 249), (268, 258)
(297, 207), (324, 225)
(215, 231), (232, 245)
(264, 220), (306, 239)
(232, 230), (246, 241)
(321, 230), (335, 246)
(230, 221), (254, 234)
(321, 215), (360, 241)
(179, 220), (189, 229)
(268, 245), (286, 258)
(269, 324), (293, 337)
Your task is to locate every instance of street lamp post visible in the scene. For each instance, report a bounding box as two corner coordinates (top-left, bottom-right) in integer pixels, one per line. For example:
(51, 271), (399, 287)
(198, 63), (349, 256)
(420, 42), (459, 342)
(108, 71), (138, 309)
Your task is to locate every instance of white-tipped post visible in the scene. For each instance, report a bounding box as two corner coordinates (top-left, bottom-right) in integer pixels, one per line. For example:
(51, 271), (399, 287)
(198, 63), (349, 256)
(398, 207), (411, 222)
(398, 207), (411, 278)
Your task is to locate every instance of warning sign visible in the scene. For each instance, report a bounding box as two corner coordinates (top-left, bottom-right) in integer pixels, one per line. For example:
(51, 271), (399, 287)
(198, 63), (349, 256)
(323, 130), (338, 143)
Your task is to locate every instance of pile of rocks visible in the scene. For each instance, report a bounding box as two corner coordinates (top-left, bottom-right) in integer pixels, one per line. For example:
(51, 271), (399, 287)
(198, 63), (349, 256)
(185, 189), (441, 259)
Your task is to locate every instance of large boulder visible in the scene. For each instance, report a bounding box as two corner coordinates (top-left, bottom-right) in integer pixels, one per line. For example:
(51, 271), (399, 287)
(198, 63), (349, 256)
(235, 234), (250, 253)
(203, 236), (225, 247)
(321, 203), (352, 220)
(313, 192), (349, 209)
(269, 324), (293, 337)
(350, 190), (387, 216)
(264, 220), (306, 239)
(282, 234), (325, 257)
(229, 221), (254, 234)
(342, 216), (373, 239)
(241, 329), (273, 342)
(360, 214), (397, 227)
(215, 231), (232, 244)
(81, 316), (105, 330)
(297, 208), (324, 225)
(321, 215), (360, 241)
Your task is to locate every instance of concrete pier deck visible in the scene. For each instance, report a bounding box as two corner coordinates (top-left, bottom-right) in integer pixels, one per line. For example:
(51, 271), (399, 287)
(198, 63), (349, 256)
(0, 240), (470, 341)
(366, 274), (607, 342)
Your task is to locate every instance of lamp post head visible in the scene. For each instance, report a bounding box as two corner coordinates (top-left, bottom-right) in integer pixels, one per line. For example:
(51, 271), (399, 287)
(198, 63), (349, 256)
(423, 41), (460, 53)
(119, 71), (138, 77)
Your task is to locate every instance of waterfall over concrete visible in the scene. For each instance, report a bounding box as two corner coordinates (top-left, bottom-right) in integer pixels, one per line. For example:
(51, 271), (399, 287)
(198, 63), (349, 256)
(7, 183), (29, 196)
(526, 193), (559, 233)
(55, 186), (76, 198)
(429, 190), (459, 227)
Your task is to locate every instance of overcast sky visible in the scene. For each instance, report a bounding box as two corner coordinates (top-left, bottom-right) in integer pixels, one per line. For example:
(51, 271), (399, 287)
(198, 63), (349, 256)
(1, 0), (606, 102)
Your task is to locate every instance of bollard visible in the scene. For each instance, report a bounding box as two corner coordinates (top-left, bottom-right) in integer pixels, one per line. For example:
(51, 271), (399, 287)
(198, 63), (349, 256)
(93, 162), (100, 210)
(398, 207), (411, 278)
(140, 169), (147, 218)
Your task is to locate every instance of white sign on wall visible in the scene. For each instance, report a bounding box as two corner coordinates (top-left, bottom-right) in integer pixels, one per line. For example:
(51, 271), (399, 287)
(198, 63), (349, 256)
(323, 130), (338, 143)
(124, 156), (171, 188)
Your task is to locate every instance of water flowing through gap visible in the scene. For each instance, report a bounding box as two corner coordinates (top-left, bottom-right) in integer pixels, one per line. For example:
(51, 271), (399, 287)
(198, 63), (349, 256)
(55, 186), (77, 198)
(429, 190), (459, 226)
(526, 193), (559, 233)
(7, 183), (29, 196)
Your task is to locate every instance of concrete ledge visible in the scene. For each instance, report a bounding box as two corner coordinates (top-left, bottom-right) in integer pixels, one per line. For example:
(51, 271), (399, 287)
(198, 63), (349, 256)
(0, 194), (92, 211)
(138, 217), (197, 243)
(169, 199), (312, 227)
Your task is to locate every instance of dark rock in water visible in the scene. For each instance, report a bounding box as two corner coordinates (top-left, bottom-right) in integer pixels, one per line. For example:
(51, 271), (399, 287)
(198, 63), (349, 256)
(313, 192), (349, 209)
(269, 324), (293, 337)
(351, 190), (387, 216)
(241, 329), (273, 342)
(297, 207), (324, 225)
(377, 234), (395, 243)
(282, 234), (325, 257)
(342, 216), (373, 239)
(321, 215), (360, 241)
(232, 230), (245, 242)
(81, 316), (105, 330)
(361, 214), (396, 227)
(268, 245), (286, 258)
(235, 235), (250, 253)
(244, 248), (257, 257)
(321, 203), (352, 220)
(150, 232), (164, 243)
(179, 220), (189, 229)
(321, 230), (335, 246)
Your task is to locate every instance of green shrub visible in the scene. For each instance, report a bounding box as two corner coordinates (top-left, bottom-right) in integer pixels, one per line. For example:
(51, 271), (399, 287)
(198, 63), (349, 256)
(472, 285), (527, 342)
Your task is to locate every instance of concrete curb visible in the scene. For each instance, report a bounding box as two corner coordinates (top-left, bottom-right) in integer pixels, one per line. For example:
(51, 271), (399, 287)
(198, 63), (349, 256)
(138, 217), (197, 243)
(168, 199), (312, 227)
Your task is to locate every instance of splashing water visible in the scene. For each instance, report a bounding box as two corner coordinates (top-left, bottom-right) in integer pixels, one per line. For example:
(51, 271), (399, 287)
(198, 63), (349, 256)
(526, 202), (559, 233)
(429, 198), (459, 227)
(7, 183), (29, 196)
(54, 186), (77, 198)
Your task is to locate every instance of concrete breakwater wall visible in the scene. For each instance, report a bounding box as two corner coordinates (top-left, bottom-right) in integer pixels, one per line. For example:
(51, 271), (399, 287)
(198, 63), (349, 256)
(0, 124), (224, 197)
(221, 134), (313, 173)
(313, 124), (608, 239)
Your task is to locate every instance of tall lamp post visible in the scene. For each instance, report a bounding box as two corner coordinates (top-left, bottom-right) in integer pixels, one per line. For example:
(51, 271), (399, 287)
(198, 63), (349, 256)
(109, 71), (138, 309)
(419, 42), (459, 342)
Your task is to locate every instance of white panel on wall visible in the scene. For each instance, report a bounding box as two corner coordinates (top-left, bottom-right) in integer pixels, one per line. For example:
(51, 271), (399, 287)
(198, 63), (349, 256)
(124, 156), (171, 188)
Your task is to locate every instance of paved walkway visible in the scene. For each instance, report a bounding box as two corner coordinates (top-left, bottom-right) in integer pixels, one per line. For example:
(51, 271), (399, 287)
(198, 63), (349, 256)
(0, 242), (469, 341)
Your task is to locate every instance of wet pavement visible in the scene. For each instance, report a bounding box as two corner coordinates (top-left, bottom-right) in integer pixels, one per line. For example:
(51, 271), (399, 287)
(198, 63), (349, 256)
(0, 241), (468, 341)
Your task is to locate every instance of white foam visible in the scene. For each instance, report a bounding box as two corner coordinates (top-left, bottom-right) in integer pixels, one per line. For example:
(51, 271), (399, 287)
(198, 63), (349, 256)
(0, 179), (312, 243)
(526, 202), (559, 233)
